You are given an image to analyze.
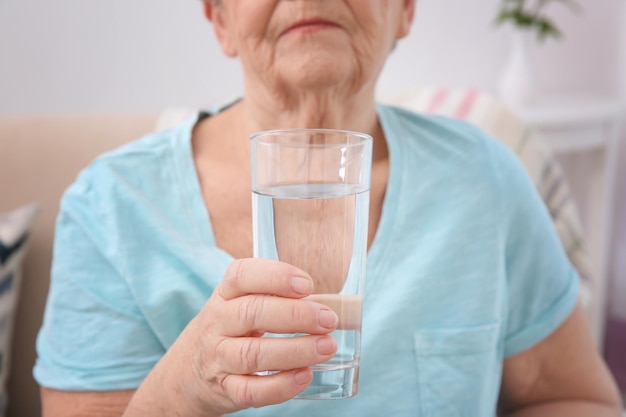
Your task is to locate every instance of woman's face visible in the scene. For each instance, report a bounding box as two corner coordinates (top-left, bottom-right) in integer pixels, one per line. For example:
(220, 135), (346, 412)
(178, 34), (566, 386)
(208, 0), (415, 96)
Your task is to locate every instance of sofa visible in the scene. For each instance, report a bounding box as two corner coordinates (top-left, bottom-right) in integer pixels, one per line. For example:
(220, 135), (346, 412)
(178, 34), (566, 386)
(0, 113), (158, 417)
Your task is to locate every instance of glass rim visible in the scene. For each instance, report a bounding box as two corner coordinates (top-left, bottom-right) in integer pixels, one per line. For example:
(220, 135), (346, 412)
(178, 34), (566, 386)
(250, 128), (373, 148)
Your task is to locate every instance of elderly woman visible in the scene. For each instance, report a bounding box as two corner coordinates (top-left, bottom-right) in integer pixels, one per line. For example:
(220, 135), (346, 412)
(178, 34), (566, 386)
(35, 1), (622, 416)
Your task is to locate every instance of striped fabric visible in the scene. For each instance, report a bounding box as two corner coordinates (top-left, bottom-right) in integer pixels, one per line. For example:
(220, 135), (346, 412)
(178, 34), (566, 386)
(0, 203), (38, 417)
(382, 86), (592, 303)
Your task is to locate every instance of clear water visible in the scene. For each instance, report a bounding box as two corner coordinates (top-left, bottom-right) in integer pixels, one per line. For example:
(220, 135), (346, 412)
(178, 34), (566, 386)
(252, 183), (369, 399)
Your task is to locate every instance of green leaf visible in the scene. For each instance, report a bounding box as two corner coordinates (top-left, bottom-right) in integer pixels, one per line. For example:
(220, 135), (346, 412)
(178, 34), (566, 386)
(495, 10), (517, 26)
(513, 11), (535, 27)
(494, 0), (581, 42)
(550, 0), (582, 13)
(536, 17), (562, 42)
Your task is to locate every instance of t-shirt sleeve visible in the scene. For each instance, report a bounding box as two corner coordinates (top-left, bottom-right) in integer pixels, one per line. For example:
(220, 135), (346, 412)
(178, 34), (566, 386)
(493, 142), (580, 358)
(34, 170), (165, 390)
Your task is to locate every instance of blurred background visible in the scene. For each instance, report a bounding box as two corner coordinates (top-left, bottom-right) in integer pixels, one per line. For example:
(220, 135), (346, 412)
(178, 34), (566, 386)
(0, 0), (625, 415)
(0, 0), (622, 112)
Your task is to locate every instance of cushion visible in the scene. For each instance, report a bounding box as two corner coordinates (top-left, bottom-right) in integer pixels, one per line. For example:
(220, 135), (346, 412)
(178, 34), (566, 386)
(0, 203), (39, 416)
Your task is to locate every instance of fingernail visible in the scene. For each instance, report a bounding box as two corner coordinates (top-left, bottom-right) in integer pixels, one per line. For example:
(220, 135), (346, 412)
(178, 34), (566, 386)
(294, 369), (312, 385)
(291, 277), (312, 295)
(318, 309), (338, 329)
(316, 337), (337, 355)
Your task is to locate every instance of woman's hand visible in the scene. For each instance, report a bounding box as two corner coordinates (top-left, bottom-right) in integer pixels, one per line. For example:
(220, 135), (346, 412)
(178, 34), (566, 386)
(125, 258), (339, 417)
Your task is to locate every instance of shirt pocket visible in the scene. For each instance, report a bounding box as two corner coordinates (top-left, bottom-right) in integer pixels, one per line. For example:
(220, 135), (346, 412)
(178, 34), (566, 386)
(414, 323), (501, 417)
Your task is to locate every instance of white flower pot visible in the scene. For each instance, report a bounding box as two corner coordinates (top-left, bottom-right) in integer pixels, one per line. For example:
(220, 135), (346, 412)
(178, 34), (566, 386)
(497, 30), (538, 111)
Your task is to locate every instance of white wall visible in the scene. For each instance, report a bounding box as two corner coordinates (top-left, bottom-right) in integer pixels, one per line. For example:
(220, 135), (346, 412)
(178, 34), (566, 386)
(0, 0), (242, 114)
(622, 1), (626, 96)
(383, 0), (622, 98)
(0, 0), (622, 114)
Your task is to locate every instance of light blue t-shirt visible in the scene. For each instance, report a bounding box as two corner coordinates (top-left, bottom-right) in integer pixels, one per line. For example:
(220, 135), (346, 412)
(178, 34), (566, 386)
(35, 104), (579, 416)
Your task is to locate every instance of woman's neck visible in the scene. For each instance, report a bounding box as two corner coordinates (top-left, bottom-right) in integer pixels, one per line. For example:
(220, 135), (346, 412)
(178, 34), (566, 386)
(238, 58), (377, 134)
(196, 87), (388, 165)
(243, 92), (377, 133)
(240, 81), (381, 141)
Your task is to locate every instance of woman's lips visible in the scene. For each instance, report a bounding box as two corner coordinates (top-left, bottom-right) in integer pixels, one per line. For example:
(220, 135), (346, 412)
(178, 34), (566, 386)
(280, 19), (341, 37)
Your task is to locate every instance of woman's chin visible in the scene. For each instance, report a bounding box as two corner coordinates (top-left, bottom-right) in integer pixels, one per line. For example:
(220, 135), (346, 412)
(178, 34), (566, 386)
(275, 57), (357, 94)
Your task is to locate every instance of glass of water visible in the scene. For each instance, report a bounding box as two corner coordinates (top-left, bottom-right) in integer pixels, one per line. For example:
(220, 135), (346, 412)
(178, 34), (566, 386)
(250, 128), (373, 400)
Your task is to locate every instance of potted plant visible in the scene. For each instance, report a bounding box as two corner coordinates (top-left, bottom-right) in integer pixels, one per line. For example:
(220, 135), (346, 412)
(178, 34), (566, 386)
(495, 0), (580, 108)
(496, 0), (580, 42)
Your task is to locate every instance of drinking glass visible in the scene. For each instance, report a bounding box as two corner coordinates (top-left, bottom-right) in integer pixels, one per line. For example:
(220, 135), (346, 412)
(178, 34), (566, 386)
(250, 128), (373, 399)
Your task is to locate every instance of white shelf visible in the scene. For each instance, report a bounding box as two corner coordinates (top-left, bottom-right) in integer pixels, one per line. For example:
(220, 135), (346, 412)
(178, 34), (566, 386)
(519, 96), (624, 129)
(515, 95), (625, 349)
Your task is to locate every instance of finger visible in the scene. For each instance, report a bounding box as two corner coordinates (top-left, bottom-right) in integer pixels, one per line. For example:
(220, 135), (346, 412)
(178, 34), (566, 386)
(306, 294), (363, 330)
(217, 335), (337, 375)
(219, 295), (338, 336)
(222, 368), (313, 409)
(219, 258), (313, 300)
